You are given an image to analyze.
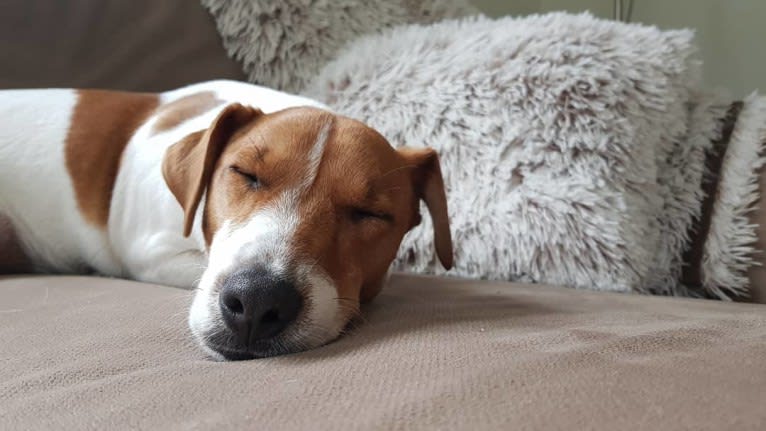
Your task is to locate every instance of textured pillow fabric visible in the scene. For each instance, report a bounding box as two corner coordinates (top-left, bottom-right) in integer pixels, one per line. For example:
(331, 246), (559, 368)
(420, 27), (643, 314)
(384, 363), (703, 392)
(649, 91), (731, 296)
(305, 13), (703, 292)
(747, 117), (766, 304)
(706, 94), (766, 298)
(201, 0), (478, 93)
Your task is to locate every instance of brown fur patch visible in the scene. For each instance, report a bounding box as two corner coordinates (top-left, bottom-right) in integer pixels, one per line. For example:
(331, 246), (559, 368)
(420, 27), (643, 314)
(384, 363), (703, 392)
(162, 104), (262, 241)
(0, 213), (32, 274)
(202, 108), (336, 245)
(152, 92), (224, 135)
(65, 90), (159, 227)
(290, 120), (420, 305)
(204, 108), (424, 310)
(179, 106), (451, 324)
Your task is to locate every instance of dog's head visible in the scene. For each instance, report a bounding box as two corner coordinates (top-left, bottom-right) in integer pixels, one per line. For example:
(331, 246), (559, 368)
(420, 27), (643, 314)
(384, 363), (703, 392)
(162, 104), (452, 360)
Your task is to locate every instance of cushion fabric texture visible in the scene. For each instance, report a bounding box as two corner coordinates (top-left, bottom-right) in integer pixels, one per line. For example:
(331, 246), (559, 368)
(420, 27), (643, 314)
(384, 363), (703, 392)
(705, 94), (766, 298)
(305, 13), (710, 294)
(2, 275), (765, 430)
(201, 0), (478, 93)
(650, 91), (732, 296)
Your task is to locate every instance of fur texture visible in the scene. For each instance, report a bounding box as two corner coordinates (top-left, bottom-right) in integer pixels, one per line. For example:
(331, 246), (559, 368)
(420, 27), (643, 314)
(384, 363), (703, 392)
(204, 7), (763, 297)
(649, 91), (731, 296)
(201, 0), (478, 93)
(702, 93), (766, 299)
(305, 13), (702, 292)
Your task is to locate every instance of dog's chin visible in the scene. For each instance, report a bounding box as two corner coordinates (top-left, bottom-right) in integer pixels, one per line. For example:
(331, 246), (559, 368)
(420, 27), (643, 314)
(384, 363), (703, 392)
(199, 332), (298, 361)
(192, 324), (341, 361)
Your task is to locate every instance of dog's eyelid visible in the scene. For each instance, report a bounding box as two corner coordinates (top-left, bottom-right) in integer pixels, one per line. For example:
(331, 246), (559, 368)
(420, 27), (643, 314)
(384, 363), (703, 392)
(229, 165), (262, 188)
(349, 207), (394, 223)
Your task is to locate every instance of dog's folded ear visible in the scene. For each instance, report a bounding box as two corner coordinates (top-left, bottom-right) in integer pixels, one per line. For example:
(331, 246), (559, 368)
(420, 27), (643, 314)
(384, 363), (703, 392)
(399, 147), (454, 270)
(162, 103), (262, 237)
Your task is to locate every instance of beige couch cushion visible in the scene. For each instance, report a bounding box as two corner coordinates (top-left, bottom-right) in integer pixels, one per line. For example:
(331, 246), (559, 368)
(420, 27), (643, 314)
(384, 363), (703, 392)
(0, 0), (244, 91)
(1, 274), (765, 430)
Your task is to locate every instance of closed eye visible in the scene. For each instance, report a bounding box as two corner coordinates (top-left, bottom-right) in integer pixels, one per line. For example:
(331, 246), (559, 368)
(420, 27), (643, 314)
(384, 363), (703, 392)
(230, 166), (261, 188)
(350, 208), (393, 224)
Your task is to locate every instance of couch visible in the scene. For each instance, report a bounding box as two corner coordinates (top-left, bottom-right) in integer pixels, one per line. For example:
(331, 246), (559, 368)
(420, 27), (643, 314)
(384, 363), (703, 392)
(2, 1), (765, 429)
(2, 274), (766, 429)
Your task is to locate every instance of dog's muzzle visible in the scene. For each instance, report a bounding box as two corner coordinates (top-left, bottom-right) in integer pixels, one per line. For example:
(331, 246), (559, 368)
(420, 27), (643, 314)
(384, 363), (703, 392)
(213, 267), (304, 360)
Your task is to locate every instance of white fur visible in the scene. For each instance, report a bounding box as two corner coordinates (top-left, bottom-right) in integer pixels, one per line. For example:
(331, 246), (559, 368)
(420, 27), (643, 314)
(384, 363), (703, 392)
(0, 89), (122, 275)
(1, 80), (342, 355)
(302, 119), (333, 191)
(109, 80), (327, 288)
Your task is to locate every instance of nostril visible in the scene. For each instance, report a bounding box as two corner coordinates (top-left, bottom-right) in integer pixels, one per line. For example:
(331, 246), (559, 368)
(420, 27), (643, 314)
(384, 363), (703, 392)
(223, 294), (244, 314)
(219, 285), (252, 346)
(250, 284), (303, 341)
(261, 308), (279, 324)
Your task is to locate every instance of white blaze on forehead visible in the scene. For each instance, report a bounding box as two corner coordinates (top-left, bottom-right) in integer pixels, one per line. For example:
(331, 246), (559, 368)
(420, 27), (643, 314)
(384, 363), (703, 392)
(211, 191), (300, 276)
(188, 186), (346, 352)
(301, 118), (334, 192)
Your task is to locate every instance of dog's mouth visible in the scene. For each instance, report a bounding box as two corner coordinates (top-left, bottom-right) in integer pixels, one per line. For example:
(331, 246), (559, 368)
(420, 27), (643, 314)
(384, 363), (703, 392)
(200, 332), (301, 361)
(196, 318), (350, 360)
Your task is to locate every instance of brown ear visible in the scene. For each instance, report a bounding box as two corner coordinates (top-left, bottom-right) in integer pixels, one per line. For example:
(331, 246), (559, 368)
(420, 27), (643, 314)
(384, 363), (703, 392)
(162, 103), (262, 236)
(399, 147), (454, 270)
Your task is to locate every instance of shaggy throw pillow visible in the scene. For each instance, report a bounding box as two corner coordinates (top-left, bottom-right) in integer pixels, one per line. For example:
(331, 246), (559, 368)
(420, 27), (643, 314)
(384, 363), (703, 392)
(201, 0), (478, 93)
(704, 94), (766, 299)
(305, 13), (704, 292)
(649, 91), (731, 296)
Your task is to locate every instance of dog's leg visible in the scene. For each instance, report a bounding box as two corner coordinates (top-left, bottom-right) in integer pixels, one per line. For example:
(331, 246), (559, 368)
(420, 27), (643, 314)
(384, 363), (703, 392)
(121, 232), (206, 289)
(133, 253), (206, 289)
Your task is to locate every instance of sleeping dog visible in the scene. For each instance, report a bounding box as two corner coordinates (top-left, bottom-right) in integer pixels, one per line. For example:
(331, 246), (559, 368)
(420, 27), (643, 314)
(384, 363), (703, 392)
(0, 80), (452, 360)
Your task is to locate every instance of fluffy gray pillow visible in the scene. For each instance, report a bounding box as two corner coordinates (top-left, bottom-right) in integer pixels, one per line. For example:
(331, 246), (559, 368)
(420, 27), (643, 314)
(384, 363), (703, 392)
(201, 0), (478, 93)
(649, 91), (731, 296)
(703, 94), (766, 298)
(305, 13), (703, 292)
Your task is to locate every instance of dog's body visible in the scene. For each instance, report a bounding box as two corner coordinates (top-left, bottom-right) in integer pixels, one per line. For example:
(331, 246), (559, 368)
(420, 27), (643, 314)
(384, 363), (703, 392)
(0, 80), (451, 359)
(0, 81), (323, 284)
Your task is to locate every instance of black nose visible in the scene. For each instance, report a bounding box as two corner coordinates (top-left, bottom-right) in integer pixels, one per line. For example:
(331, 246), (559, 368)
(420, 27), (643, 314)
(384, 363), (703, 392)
(219, 268), (303, 346)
